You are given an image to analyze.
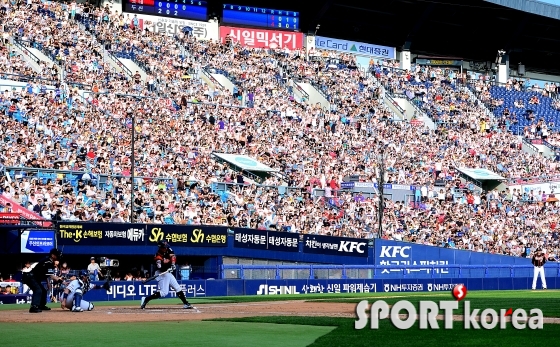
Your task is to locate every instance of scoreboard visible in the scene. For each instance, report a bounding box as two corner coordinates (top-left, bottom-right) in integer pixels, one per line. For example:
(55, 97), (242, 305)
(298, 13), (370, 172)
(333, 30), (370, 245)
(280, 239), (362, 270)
(222, 4), (300, 31)
(123, 0), (208, 22)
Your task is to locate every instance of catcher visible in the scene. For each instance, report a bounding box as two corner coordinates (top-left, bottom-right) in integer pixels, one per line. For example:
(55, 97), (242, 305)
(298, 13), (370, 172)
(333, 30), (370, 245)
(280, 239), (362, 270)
(60, 271), (110, 312)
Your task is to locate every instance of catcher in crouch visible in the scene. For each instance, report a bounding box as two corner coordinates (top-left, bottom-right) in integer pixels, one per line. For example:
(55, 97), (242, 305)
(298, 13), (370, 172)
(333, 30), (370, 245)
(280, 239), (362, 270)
(60, 271), (110, 312)
(140, 241), (194, 309)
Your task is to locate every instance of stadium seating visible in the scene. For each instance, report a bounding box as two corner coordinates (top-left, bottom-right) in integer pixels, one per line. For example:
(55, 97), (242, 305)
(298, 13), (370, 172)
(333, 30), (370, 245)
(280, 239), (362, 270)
(0, 0), (559, 259)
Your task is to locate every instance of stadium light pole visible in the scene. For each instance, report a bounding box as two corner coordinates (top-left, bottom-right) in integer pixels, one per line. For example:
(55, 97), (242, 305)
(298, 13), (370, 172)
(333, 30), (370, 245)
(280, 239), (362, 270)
(131, 114), (135, 223)
(377, 145), (387, 238)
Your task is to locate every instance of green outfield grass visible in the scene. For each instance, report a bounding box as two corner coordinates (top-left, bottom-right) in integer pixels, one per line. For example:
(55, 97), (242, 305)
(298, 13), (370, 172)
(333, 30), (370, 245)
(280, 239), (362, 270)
(210, 316), (560, 347)
(2, 290), (559, 346)
(0, 321), (335, 347)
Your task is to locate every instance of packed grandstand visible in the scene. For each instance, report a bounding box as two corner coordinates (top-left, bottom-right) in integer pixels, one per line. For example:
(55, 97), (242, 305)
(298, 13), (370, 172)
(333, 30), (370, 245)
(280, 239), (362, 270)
(0, 0), (559, 261)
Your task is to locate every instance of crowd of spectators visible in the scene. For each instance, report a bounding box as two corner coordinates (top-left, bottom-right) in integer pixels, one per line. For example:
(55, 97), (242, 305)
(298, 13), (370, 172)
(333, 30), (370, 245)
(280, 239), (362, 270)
(0, 0), (560, 259)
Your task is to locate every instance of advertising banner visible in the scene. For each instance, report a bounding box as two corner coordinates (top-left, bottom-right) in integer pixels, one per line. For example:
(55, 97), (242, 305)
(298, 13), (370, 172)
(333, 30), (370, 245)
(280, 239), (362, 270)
(58, 223), (147, 246)
(147, 225), (228, 247)
(123, 12), (219, 40)
(373, 240), (532, 278)
(21, 229), (55, 253)
(0, 194), (51, 227)
(65, 276), (560, 303)
(0, 212), (20, 224)
(415, 59), (463, 66)
(303, 234), (368, 257)
(233, 229), (299, 252)
(57, 223), (229, 247)
(220, 25), (304, 50)
(315, 36), (396, 59)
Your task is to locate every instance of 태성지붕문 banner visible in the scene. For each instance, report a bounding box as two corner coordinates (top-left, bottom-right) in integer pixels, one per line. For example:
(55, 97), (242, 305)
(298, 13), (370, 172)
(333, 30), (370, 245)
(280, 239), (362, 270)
(233, 229), (299, 252)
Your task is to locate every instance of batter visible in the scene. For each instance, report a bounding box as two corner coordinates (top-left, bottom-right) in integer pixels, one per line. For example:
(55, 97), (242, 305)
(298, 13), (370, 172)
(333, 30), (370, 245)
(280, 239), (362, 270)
(140, 240), (194, 309)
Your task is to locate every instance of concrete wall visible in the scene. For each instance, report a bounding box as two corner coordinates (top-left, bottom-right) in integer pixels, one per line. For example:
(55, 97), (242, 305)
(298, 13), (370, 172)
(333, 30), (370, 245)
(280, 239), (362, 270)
(117, 58), (147, 82)
(393, 97), (435, 129)
(297, 82), (330, 109)
(211, 73), (235, 94)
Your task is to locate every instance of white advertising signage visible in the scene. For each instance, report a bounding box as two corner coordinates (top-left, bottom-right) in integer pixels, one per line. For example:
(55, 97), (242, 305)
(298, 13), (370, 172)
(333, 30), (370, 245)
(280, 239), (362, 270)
(123, 13), (219, 41)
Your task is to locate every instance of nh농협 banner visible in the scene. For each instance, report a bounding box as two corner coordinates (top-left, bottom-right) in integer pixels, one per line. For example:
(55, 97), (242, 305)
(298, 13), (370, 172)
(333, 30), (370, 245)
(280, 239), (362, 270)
(220, 25), (304, 50)
(303, 234), (368, 257)
(21, 229), (55, 253)
(233, 229), (299, 252)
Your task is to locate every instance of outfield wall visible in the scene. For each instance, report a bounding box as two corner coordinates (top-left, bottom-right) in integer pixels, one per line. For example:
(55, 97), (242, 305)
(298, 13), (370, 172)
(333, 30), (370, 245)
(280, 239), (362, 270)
(5, 276), (558, 305)
(50, 276), (560, 303)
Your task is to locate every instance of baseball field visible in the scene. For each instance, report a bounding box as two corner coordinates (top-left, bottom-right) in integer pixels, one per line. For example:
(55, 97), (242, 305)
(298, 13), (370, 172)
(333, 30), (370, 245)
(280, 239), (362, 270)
(0, 290), (559, 347)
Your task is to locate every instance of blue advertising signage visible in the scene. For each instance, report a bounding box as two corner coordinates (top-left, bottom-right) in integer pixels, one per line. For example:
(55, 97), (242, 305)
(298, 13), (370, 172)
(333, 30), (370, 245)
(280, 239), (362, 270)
(21, 229), (55, 253)
(315, 36), (396, 59)
(374, 240), (533, 278)
(303, 234), (368, 257)
(234, 229), (299, 252)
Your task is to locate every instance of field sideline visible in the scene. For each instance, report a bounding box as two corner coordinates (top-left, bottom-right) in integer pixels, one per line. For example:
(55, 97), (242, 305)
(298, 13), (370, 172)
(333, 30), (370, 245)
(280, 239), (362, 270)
(0, 290), (558, 347)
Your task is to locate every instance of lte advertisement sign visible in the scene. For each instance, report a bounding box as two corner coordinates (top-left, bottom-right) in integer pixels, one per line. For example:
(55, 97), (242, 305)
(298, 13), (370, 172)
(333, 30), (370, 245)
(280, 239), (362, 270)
(21, 229), (55, 253)
(315, 36), (396, 59)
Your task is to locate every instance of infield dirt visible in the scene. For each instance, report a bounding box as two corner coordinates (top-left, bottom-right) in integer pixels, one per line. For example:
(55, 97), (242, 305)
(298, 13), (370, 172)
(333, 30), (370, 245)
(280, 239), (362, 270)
(0, 301), (356, 323)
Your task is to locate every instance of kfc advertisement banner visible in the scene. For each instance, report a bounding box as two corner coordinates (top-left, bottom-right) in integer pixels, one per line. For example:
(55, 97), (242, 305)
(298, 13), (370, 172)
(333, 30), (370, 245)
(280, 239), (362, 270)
(220, 26), (304, 50)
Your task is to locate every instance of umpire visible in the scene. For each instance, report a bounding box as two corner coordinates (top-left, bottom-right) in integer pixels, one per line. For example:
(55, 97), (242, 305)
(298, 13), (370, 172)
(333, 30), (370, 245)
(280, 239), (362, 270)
(22, 248), (64, 313)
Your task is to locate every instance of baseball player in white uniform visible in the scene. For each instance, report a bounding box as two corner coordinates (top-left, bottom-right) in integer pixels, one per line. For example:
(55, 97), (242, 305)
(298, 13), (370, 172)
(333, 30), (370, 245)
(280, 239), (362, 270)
(60, 271), (109, 311)
(140, 241), (194, 309)
(531, 248), (547, 290)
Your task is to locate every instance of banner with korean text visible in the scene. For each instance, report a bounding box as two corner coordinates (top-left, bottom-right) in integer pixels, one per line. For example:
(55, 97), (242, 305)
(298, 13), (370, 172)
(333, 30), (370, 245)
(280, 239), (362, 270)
(123, 12), (219, 40)
(147, 224), (227, 247)
(303, 234), (368, 257)
(219, 25), (304, 50)
(57, 222), (228, 247)
(21, 229), (55, 253)
(233, 229), (299, 252)
(315, 36), (396, 59)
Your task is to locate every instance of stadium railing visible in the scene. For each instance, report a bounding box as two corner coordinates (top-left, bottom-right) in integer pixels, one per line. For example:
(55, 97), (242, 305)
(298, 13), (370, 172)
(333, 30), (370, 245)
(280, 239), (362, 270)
(221, 264), (560, 280)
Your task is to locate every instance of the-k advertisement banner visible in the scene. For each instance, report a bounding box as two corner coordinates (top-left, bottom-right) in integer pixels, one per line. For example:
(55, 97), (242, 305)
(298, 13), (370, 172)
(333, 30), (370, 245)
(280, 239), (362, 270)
(303, 234), (368, 257)
(57, 223), (229, 247)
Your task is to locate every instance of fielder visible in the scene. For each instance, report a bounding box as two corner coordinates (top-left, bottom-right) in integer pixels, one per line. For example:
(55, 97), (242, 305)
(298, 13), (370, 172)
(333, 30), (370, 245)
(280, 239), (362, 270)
(531, 248), (547, 290)
(140, 241), (194, 309)
(60, 271), (110, 312)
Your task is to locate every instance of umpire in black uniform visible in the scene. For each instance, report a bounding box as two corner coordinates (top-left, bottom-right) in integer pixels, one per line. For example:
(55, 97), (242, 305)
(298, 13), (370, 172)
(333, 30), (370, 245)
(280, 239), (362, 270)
(22, 248), (64, 313)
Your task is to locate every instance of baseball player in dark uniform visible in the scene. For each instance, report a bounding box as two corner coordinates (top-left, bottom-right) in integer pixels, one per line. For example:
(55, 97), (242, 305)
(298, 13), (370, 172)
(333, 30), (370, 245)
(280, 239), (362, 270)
(21, 248), (65, 313)
(140, 241), (194, 309)
(531, 248), (547, 290)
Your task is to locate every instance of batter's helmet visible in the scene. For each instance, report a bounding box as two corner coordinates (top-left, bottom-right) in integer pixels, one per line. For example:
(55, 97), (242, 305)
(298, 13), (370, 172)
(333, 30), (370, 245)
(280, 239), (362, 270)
(80, 270), (89, 277)
(157, 240), (169, 248)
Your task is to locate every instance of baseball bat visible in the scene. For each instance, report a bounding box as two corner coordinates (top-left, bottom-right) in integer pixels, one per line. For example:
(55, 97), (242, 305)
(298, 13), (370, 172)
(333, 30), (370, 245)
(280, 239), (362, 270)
(142, 269), (171, 284)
